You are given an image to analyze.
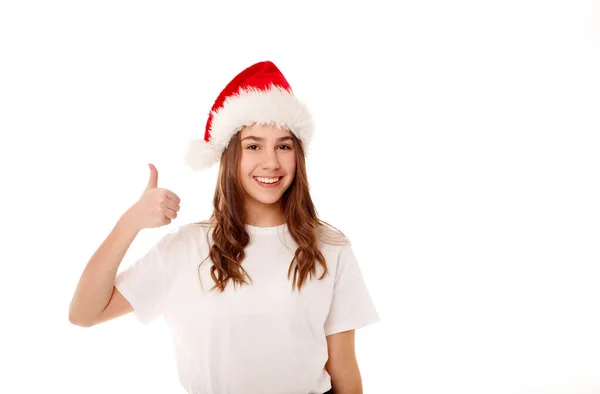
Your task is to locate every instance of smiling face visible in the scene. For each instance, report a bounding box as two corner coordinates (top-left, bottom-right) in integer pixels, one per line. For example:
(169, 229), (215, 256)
(238, 123), (297, 210)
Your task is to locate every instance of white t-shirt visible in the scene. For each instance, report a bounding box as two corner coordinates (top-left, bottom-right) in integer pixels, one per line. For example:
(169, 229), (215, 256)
(115, 222), (380, 394)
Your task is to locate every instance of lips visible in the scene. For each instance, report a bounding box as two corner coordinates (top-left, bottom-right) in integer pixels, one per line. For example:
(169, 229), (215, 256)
(253, 176), (283, 188)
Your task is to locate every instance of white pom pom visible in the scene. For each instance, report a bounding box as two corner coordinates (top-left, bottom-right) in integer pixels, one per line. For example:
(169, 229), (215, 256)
(184, 138), (222, 171)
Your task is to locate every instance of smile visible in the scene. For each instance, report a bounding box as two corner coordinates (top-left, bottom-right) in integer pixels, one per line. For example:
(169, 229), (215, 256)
(253, 176), (283, 187)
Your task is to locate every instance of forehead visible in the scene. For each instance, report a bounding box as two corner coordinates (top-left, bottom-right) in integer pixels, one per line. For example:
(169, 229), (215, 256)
(240, 123), (292, 139)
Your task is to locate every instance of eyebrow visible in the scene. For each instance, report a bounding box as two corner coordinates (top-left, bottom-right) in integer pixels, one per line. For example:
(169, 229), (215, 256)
(241, 136), (294, 142)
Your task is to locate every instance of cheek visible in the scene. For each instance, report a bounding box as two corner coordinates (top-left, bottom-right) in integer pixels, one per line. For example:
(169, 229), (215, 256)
(239, 154), (256, 175)
(284, 153), (297, 175)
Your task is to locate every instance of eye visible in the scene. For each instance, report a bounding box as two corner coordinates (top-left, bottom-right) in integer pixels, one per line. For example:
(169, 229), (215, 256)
(246, 145), (259, 150)
(279, 144), (292, 150)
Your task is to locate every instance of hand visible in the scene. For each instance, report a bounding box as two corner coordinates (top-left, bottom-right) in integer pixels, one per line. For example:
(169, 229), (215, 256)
(124, 164), (181, 231)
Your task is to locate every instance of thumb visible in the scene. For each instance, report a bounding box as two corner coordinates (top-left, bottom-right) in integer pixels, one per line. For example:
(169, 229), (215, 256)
(146, 163), (158, 189)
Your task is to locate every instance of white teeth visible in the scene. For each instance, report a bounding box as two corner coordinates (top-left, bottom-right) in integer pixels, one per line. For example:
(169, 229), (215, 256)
(255, 177), (280, 184)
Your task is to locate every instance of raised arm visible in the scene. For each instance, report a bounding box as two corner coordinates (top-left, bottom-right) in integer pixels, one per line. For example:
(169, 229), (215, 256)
(68, 213), (140, 327)
(68, 164), (180, 327)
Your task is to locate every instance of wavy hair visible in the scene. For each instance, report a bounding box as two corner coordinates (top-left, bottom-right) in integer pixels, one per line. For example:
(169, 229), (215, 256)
(197, 126), (347, 293)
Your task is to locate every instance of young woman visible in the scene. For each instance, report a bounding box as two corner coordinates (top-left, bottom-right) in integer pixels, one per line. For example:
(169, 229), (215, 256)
(69, 61), (380, 394)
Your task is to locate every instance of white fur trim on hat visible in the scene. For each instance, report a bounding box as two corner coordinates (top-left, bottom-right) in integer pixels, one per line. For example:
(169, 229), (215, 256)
(185, 85), (314, 171)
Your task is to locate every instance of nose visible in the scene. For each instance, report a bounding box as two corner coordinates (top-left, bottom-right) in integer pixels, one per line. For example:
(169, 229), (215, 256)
(261, 148), (281, 170)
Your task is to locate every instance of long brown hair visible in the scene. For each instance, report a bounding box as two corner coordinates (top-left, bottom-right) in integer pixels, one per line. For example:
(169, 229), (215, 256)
(197, 126), (347, 293)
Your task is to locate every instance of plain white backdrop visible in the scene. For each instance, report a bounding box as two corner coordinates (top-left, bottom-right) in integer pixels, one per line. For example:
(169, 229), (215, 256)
(1, 0), (599, 393)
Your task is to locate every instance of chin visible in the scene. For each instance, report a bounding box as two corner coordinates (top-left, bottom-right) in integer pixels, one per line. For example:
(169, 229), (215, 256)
(250, 189), (288, 205)
(252, 195), (284, 205)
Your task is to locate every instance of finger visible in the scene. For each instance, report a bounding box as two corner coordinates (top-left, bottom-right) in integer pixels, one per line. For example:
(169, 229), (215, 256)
(164, 207), (177, 220)
(146, 164), (158, 189)
(163, 198), (180, 212)
(164, 189), (181, 204)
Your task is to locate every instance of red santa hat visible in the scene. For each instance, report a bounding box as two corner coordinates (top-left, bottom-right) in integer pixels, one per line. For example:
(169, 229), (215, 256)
(185, 61), (315, 171)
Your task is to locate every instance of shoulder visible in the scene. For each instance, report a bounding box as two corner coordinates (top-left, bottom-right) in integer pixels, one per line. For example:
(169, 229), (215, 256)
(181, 220), (213, 235)
(317, 220), (350, 249)
(183, 219), (213, 237)
(314, 221), (364, 273)
(316, 222), (355, 274)
(160, 220), (213, 250)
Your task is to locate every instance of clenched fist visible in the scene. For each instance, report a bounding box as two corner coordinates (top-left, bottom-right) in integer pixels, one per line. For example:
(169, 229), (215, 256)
(124, 163), (181, 231)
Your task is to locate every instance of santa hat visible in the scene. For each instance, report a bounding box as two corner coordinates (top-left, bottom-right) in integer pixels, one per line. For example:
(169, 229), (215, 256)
(185, 61), (315, 171)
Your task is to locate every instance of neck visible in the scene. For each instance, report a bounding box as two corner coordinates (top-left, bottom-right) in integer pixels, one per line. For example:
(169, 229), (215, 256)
(244, 199), (286, 227)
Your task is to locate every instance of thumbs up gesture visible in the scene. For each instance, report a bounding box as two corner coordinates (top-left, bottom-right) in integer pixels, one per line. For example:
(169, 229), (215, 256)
(125, 164), (181, 231)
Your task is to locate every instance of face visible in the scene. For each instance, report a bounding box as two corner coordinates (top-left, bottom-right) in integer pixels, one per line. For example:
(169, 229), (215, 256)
(238, 123), (297, 207)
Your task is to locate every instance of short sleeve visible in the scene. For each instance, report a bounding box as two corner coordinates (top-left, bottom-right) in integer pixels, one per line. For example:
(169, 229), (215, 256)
(324, 241), (380, 336)
(114, 228), (184, 325)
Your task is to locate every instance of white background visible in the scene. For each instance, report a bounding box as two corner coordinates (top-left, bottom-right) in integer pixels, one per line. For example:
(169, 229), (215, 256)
(1, 0), (599, 393)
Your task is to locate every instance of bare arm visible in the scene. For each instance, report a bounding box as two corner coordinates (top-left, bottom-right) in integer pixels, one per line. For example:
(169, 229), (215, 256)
(68, 211), (140, 327)
(68, 164), (180, 327)
(325, 329), (363, 394)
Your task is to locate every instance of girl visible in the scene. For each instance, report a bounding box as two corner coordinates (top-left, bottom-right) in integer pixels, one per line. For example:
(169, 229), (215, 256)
(69, 61), (380, 394)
